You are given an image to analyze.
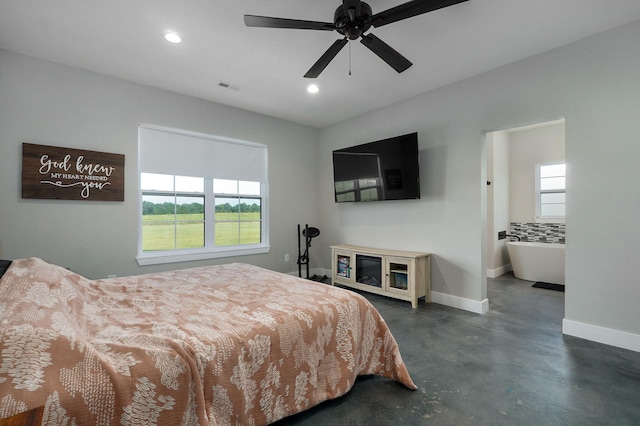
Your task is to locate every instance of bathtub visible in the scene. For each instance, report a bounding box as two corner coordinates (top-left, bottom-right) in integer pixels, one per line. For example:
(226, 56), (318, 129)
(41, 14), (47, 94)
(506, 241), (565, 285)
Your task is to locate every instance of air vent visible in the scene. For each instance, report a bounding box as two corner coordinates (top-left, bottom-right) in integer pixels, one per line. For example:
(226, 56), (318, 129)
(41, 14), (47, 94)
(218, 81), (240, 91)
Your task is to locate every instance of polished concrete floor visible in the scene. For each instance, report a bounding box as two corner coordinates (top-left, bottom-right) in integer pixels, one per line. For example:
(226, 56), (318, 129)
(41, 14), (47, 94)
(275, 273), (640, 425)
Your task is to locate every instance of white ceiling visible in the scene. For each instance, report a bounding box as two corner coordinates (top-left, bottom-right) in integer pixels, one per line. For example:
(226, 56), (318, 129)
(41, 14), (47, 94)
(2, 0), (640, 128)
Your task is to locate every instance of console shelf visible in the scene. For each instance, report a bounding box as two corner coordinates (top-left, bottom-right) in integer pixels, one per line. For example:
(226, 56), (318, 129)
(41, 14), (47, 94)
(331, 244), (431, 309)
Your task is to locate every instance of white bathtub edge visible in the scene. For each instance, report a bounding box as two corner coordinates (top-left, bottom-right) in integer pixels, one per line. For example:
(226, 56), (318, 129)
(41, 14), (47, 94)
(431, 291), (489, 314)
(563, 319), (640, 353)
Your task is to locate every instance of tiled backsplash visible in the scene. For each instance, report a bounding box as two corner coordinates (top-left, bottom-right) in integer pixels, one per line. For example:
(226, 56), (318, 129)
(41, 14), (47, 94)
(509, 222), (565, 243)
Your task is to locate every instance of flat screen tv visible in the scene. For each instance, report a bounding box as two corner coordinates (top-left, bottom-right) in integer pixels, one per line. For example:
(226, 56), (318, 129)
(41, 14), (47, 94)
(332, 132), (420, 203)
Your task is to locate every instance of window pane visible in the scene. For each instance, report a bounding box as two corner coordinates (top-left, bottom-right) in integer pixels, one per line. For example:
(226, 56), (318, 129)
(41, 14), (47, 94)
(541, 193), (565, 204)
(540, 176), (565, 190)
(214, 196), (261, 246)
(141, 173), (174, 191)
(540, 164), (565, 178)
(176, 196), (204, 248)
(359, 178), (379, 189)
(215, 222), (239, 246)
(214, 179), (238, 194)
(176, 176), (204, 193)
(176, 196), (204, 219)
(142, 195), (206, 251)
(215, 197), (239, 218)
(143, 195), (175, 217)
(336, 192), (355, 202)
(142, 194), (176, 251)
(215, 197), (238, 247)
(541, 204), (565, 217)
(336, 180), (355, 192)
(239, 198), (260, 216)
(176, 221), (204, 249)
(239, 221), (261, 244)
(538, 163), (566, 219)
(142, 223), (176, 251)
(239, 181), (260, 195)
(360, 188), (379, 201)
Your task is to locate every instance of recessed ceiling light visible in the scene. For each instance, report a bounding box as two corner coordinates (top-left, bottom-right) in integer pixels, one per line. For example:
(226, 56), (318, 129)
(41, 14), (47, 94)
(164, 31), (182, 44)
(307, 84), (319, 94)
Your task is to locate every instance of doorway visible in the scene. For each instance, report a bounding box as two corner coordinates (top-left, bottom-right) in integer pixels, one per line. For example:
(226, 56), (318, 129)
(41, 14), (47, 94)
(485, 119), (566, 280)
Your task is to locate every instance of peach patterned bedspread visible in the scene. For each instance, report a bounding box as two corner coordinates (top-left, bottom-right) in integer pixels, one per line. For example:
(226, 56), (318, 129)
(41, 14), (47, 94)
(0, 258), (415, 425)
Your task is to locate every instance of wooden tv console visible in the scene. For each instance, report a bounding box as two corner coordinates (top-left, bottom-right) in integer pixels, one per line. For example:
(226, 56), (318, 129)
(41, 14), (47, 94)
(331, 244), (431, 309)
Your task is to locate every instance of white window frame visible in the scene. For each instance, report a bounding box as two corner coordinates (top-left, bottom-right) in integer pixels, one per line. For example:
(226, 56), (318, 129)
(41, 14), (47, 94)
(136, 125), (269, 266)
(535, 162), (565, 223)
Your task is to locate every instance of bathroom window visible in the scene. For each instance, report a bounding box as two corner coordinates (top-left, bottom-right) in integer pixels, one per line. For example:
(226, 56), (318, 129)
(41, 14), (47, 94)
(536, 162), (565, 221)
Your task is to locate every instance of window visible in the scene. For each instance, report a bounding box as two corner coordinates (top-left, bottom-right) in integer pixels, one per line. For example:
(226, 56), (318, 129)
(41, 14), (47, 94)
(213, 179), (262, 247)
(536, 162), (565, 220)
(141, 175), (205, 251)
(137, 125), (269, 265)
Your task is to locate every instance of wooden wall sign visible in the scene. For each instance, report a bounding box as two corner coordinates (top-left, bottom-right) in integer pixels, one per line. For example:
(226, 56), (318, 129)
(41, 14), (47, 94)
(22, 143), (125, 201)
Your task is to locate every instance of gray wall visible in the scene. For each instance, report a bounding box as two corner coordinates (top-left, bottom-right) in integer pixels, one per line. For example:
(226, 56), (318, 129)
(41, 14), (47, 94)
(317, 20), (640, 348)
(0, 49), (319, 279)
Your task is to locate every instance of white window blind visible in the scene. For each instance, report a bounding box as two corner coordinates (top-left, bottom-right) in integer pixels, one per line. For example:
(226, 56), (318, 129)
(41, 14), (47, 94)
(139, 124), (268, 182)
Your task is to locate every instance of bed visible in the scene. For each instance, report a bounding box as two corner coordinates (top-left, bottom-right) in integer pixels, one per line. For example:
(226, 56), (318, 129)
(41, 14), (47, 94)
(0, 258), (415, 425)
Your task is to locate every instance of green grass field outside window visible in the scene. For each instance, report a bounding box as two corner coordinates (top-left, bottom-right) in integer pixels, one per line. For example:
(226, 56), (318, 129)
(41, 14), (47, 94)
(142, 212), (260, 251)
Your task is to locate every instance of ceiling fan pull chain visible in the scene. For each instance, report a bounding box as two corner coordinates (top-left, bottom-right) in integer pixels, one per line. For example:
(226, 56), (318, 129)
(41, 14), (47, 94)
(349, 41), (352, 76)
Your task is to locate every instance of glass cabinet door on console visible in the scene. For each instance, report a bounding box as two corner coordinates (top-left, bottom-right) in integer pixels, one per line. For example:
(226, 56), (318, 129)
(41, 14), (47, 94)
(334, 250), (354, 283)
(386, 257), (412, 295)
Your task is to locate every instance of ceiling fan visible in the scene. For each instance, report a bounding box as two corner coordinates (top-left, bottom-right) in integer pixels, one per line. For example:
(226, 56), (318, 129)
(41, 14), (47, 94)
(244, 0), (469, 78)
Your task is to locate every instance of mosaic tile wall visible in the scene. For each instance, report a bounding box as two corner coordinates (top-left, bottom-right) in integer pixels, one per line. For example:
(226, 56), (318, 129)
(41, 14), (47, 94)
(509, 222), (565, 243)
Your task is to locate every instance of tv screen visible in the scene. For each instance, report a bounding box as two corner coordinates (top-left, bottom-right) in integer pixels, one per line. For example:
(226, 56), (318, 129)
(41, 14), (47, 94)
(332, 132), (420, 203)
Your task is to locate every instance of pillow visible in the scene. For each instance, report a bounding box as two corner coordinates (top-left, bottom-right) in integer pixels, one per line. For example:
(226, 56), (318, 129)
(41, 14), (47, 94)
(0, 260), (12, 280)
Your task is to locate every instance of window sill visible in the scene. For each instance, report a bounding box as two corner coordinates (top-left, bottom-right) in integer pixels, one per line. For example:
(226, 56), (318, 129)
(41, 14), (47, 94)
(136, 245), (270, 266)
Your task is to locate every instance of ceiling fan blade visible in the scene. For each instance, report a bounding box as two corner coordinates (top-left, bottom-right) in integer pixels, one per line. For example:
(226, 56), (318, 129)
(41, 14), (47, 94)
(360, 33), (412, 73)
(244, 15), (335, 31)
(304, 38), (349, 78)
(371, 0), (469, 28)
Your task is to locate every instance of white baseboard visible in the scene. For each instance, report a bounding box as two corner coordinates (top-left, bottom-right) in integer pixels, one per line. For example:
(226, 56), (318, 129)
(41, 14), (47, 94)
(487, 263), (512, 278)
(563, 319), (640, 353)
(294, 270), (489, 315)
(431, 291), (489, 314)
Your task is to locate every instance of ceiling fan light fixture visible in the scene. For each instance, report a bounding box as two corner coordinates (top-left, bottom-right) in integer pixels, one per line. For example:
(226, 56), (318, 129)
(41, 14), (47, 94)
(307, 84), (319, 94)
(163, 31), (182, 44)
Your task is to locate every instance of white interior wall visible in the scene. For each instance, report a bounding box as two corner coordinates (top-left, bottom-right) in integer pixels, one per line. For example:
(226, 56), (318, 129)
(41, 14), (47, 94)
(0, 49), (319, 279)
(317, 20), (640, 350)
(487, 130), (510, 277)
(486, 133), (496, 272)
